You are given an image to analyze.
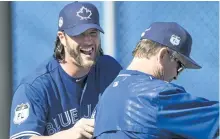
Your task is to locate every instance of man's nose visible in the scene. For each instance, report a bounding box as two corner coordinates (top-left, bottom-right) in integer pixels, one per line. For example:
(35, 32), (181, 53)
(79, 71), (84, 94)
(84, 35), (93, 45)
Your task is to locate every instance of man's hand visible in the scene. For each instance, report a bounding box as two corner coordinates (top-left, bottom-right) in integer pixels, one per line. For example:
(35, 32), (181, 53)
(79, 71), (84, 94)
(70, 118), (95, 139)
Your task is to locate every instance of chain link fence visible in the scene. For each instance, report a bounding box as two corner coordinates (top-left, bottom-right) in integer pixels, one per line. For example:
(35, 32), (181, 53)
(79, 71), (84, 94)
(12, 2), (219, 100)
(12, 1), (103, 90)
(115, 1), (219, 100)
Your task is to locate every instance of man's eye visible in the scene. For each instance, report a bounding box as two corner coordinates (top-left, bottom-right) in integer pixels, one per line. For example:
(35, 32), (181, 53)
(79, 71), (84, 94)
(90, 32), (97, 36)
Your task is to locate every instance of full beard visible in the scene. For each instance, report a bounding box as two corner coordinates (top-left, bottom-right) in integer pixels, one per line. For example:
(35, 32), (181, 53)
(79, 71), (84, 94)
(67, 44), (101, 68)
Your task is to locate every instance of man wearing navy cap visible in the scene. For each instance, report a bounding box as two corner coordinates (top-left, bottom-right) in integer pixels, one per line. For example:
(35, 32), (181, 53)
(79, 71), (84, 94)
(9, 2), (122, 139)
(93, 22), (219, 139)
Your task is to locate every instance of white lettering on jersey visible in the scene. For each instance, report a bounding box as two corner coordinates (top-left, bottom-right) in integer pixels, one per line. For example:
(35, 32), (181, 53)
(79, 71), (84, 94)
(58, 111), (71, 127)
(83, 104), (91, 118)
(46, 104), (92, 135)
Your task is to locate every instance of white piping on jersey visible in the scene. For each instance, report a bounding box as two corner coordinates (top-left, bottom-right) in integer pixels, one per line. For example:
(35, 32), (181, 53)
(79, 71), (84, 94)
(10, 133), (40, 139)
(119, 73), (153, 80)
(90, 91), (102, 119)
(10, 131), (41, 139)
(118, 74), (131, 77)
(80, 82), (87, 105)
(90, 105), (96, 119)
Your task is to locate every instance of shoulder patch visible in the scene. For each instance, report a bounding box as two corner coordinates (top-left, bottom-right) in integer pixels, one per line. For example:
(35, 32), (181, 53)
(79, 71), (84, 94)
(13, 103), (30, 125)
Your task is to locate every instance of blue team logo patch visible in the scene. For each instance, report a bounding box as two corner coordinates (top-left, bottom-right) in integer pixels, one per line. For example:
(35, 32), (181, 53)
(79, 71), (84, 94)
(13, 103), (30, 125)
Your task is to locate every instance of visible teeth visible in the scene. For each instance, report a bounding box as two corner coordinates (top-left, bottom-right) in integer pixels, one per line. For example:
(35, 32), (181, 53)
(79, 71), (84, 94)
(80, 47), (92, 52)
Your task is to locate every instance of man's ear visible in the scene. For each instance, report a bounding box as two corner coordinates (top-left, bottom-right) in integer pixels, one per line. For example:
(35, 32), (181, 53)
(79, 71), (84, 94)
(57, 31), (66, 46)
(157, 48), (168, 65)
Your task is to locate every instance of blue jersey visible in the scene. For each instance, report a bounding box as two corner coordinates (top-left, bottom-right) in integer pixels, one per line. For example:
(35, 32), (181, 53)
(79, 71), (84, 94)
(94, 70), (219, 139)
(10, 55), (122, 139)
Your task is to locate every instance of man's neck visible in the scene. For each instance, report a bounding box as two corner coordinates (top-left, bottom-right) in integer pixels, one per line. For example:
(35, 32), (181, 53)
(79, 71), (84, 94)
(127, 57), (156, 76)
(60, 60), (90, 78)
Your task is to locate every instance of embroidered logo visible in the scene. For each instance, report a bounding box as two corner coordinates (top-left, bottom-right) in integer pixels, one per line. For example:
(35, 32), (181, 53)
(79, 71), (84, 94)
(113, 81), (119, 87)
(58, 17), (63, 28)
(76, 6), (92, 20)
(170, 34), (181, 46)
(13, 103), (30, 125)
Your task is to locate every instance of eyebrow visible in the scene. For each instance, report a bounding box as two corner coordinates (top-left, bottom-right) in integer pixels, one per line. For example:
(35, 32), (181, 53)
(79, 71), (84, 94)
(89, 29), (98, 32)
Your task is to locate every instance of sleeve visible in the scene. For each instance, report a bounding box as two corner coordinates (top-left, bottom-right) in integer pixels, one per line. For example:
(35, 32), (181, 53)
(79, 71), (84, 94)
(10, 83), (47, 139)
(157, 87), (219, 139)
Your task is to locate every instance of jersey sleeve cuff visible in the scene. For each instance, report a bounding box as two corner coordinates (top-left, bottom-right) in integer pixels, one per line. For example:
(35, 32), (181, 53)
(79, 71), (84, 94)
(10, 131), (41, 139)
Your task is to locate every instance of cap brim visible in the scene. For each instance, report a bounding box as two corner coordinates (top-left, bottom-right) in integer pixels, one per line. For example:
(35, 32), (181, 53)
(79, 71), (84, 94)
(177, 52), (202, 69)
(64, 24), (104, 36)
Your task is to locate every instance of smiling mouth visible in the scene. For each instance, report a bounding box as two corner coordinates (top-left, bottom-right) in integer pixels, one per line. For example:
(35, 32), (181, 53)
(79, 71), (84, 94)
(80, 47), (94, 56)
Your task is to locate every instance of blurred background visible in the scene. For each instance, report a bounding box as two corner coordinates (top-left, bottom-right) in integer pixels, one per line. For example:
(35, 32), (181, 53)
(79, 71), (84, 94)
(0, 1), (219, 139)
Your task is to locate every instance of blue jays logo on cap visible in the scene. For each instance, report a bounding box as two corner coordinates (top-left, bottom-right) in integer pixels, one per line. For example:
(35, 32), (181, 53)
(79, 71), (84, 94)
(76, 6), (92, 20)
(58, 2), (104, 36)
(141, 22), (201, 69)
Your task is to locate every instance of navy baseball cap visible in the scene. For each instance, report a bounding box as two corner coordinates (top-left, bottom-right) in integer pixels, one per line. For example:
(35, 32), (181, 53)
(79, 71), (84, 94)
(141, 22), (201, 69)
(58, 2), (104, 36)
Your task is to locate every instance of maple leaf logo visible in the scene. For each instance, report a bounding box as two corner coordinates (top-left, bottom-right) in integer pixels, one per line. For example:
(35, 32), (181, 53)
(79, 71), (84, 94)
(76, 6), (92, 20)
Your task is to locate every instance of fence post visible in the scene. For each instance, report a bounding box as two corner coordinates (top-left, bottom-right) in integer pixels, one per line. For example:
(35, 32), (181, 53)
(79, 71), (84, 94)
(0, 1), (12, 139)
